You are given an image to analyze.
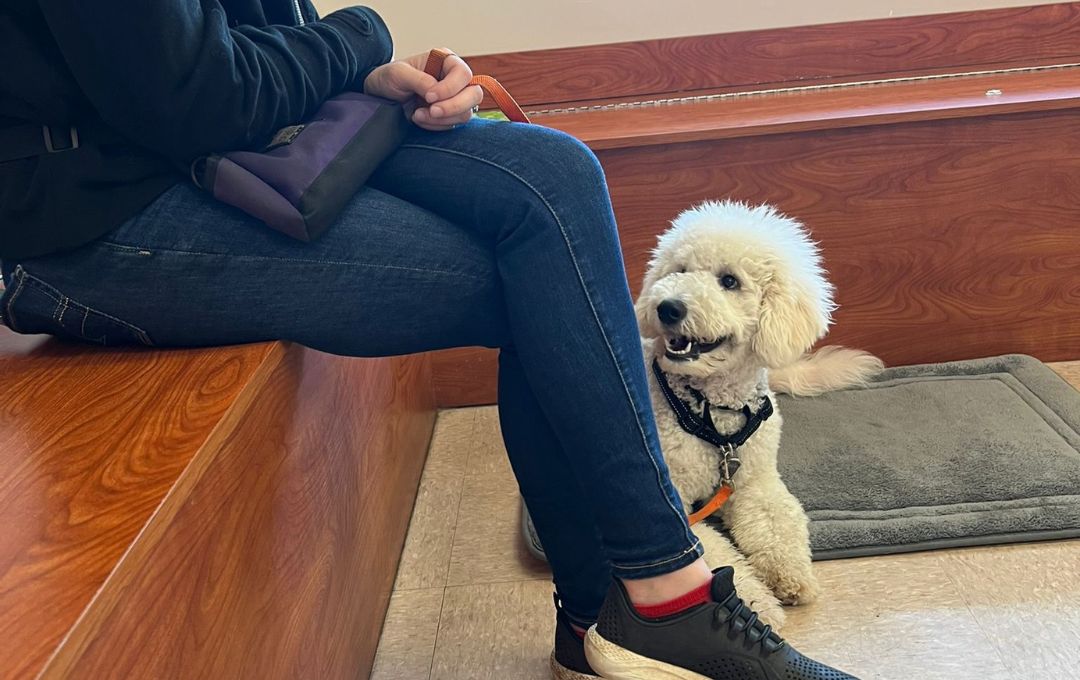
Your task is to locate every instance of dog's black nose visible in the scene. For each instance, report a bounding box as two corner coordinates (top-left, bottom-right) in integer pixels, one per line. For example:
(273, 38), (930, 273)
(657, 299), (687, 326)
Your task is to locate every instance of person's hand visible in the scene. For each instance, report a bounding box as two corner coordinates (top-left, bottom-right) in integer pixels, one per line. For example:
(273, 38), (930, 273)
(363, 49), (483, 131)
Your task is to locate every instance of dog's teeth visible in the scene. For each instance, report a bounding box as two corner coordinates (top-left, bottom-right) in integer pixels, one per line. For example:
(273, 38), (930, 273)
(666, 338), (694, 355)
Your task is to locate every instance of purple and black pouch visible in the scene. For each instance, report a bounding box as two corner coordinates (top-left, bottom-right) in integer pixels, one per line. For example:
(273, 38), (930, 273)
(191, 92), (408, 242)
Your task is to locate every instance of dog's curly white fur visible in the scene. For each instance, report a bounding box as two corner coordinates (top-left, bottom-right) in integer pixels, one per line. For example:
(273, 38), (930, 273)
(636, 200), (882, 629)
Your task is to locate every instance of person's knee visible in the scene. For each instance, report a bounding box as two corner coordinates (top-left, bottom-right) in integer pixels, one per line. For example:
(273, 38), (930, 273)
(528, 126), (605, 187)
(499, 127), (615, 240)
(484, 122), (604, 189)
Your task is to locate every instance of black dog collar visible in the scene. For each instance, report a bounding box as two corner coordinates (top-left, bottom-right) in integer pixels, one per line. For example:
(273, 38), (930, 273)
(651, 358), (773, 454)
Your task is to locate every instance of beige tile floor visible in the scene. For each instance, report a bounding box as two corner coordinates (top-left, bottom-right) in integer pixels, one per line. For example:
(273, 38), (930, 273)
(372, 362), (1080, 680)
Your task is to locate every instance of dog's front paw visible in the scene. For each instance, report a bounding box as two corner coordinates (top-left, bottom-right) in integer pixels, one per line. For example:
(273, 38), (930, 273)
(745, 549), (821, 606)
(765, 564), (821, 606)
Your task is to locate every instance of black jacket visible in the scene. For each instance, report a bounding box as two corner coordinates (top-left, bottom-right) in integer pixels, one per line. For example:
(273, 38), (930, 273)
(0, 1), (393, 259)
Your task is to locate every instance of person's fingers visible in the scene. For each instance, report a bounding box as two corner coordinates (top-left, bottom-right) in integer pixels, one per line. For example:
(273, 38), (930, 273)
(428, 85), (483, 120)
(412, 105), (473, 129)
(391, 62), (439, 99)
(412, 115), (460, 131)
(423, 52), (473, 104)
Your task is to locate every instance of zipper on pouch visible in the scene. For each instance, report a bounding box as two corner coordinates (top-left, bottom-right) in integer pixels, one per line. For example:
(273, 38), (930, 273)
(292, 0), (306, 25)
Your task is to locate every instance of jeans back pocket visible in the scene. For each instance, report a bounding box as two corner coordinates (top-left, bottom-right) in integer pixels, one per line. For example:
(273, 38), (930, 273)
(1, 266), (154, 346)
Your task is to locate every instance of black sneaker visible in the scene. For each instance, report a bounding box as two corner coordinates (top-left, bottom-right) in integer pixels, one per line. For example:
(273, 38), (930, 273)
(552, 597), (600, 679)
(584, 567), (859, 680)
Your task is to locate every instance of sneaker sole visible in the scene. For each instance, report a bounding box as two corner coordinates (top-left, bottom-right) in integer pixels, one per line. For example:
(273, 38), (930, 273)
(550, 651), (599, 680)
(584, 627), (711, 680)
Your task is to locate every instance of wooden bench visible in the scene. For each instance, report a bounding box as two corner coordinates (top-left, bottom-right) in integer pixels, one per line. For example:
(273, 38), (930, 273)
(0, 330), (435, 679)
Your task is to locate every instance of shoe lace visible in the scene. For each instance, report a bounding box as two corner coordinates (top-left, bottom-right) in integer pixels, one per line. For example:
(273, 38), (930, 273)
(711, 593), (785, 654)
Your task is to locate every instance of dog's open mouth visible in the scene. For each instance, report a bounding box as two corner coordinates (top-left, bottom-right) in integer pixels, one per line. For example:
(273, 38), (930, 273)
(664, 335), (726, 361)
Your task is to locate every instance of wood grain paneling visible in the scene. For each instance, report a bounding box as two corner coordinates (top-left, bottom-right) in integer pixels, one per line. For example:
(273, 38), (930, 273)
(36, 346), (435, 679)
(432, 348), (497, 407)
(433, 108), (1080, 407)
(467, 2), (1080, 107)
(431, 347), (501, 412)
(0, 333), (279, 680)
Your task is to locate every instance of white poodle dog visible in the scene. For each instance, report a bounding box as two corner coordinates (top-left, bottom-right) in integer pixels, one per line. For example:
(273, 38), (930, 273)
(636, 200), (882, 629)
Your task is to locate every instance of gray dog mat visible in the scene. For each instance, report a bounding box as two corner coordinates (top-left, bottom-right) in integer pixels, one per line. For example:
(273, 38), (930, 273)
(523, 354), (1080, 561)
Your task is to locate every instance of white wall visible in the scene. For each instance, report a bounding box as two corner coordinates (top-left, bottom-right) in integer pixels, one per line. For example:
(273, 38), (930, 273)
(314, 0), (1068, 58)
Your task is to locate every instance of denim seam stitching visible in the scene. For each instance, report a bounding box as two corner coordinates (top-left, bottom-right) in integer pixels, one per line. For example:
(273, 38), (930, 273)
(96, 243), (146, 255)
(610, 539), (703, 571)
(401, 142), (697, 548)
(58, 297), (70, 326)
(17, 267), (154, 340)
(95, 241), (488, 282)
(4, 268), (28, 333)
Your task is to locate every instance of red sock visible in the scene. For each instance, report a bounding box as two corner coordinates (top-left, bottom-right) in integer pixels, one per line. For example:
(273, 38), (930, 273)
(632, 581), (712, 618)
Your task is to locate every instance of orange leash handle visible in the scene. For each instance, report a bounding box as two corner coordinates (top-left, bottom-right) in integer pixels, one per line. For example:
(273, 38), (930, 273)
(687, 484), (733, 525)
(422, 48), (530, 124)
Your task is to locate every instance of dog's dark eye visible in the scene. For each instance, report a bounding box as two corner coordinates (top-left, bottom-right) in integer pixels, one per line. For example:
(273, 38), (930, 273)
(719, 274), (740, 290)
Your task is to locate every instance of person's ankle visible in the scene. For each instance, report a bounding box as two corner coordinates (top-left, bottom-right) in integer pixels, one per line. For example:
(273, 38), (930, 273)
(620, 557), (712, 606)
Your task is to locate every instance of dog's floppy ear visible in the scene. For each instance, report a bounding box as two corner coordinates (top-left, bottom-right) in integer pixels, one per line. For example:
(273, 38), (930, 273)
(635, 235), (672, 331)
(750, 244), (835, 368)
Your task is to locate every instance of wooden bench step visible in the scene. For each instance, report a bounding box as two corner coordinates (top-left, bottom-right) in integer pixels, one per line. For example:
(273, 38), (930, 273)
(536, 66), (1080, 150)
(0, 331), (435, 679)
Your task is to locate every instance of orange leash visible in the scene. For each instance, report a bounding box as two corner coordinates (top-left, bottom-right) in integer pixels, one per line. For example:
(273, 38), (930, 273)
(687, 484), (733, 525)
(422, 48), (530, 124)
